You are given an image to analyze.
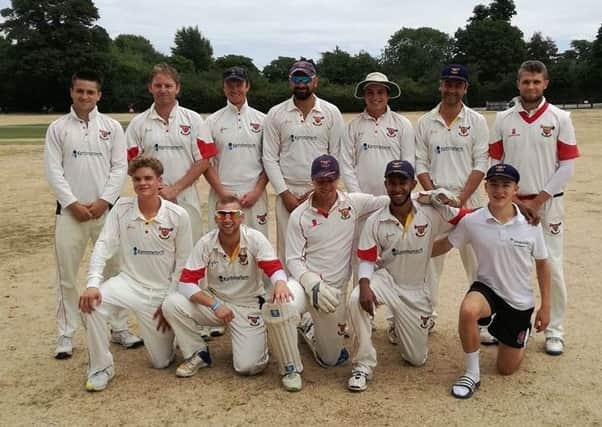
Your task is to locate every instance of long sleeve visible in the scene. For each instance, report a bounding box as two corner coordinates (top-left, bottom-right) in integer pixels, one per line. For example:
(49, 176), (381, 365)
(262, 112), (287, 194)
(87, 208), (121, 288)
(100, 122), (128, 204)
(340, 123), (362, 192)
(44, 122), (77, 208)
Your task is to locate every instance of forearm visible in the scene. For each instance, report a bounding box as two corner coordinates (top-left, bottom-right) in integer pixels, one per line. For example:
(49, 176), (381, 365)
(173, 159), (210, 194)
(253, 171), (269, 193)
(204, 164), (225, 195)
(458, 170), (485, 205)
(431, 238), (453, 257)
(417, 173), (434, 191)
(535, 259), (551, 309)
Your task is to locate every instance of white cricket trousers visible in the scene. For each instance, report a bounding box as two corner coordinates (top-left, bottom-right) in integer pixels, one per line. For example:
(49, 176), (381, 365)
(54, 209), (128, 339)
(162, 293), (268, 375)
(348, 269), (433, 376)
(178, 200), (203, 245)
(275, 183), (312, 269)
(83, 274), (174, 376)
(207, 187), (269, 236)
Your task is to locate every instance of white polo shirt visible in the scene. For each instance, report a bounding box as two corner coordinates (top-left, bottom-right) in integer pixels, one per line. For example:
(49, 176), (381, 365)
(489, 97), (579, 196)
(286, 191), (388, 287)
(87, 197), (193, 290)
(415, 103), (489, 192)
(341, 107), (415, 195)
(125, 102), (217, 208)
(448, 206), (548, 309)
(178, 225), (285, 307)
(203, 100), (266, 193)
(44, 106), (127, 208)
(358, 200), (462, 289)
(263, 96), (345, 194)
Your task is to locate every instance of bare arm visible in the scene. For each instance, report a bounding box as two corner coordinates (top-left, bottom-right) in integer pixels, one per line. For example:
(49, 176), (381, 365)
(534, 258), (551, 332)
(432, 237), (453, 257)
(417, 172), (435, 191)
(458, 170), (485, 207)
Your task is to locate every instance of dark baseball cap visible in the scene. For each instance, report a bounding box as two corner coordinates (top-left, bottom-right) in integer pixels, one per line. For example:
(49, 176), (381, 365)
(311, 154), (339, 180)
(223, 66), (248, 81)
(289, 59), (317, 76)
(441, 64), (469, 82)
(385, 160), (415, 179)
(486, 163), (520, 183)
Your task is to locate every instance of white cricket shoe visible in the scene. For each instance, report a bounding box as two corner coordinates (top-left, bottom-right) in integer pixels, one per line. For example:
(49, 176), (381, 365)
(282, 372), (302, 392)
(111, 330), (144, 349)
(347, 370), (371, 392)
(86, 366), (115, 392)
(176, 349), (212, 377)
(479, 326), (498, 345)
(545, 337), (564, 356)
(54, 335), (73, 359)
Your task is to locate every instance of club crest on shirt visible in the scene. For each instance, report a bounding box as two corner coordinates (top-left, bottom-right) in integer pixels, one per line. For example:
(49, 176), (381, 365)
(549, 222), (562, 235)
(414, 223), (428, 237)
(180, 125), (191, 135)
(248, 315), (260, 326)
(338, 207), (351, 220)
(256, 213), (267, 225)
(312, 115), (324, 126)
(386, 127), (398, 137)
(509, 128), (521, 138)
(238, 248), (249, 265)
(158, 227), (173, 239)
(458, 125), (471, 136)
(337, 323), (347, 336)
(98, 129), (111, 140)
(540, 124), (555, 137)
(311, 218), (321, 227)
(419, 315), (431, 329)
(250, 122), (261, 133)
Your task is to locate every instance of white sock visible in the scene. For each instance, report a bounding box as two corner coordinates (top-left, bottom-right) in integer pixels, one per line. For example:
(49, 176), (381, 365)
(452, 350), (480, 397)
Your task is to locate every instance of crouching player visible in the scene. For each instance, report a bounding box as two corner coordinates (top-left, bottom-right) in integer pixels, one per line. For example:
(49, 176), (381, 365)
(347, 160), (468, 392)
(162, 196), (293, 378)
(432, 163), (550, 399)
(79, 157), (193, 391)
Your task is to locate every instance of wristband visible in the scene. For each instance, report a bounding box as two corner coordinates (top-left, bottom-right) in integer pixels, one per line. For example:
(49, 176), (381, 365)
(210, 299), (222, 312)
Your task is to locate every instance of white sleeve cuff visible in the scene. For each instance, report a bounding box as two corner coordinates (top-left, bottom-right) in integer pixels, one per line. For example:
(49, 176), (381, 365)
(270, 269), (287, 285)
(86, 280), (101, 289)
(178, 283), (202, 300)
(358, 260), (375, 282)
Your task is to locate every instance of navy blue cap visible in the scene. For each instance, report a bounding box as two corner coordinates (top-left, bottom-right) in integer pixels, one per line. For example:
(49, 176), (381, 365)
(289, 59), (317, 76)
(311, 154), (339, 180)
(385, 160), (415, 179)
(223, 66), (248, 81)
(441, 64), (469, 82)
(486, 163), (520, 183)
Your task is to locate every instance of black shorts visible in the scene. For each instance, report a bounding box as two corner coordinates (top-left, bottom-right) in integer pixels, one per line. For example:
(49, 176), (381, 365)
(468, 281), (534, 349)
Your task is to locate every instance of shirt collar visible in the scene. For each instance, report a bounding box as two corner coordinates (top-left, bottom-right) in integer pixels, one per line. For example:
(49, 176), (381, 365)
(484, 203), (526, 225)
(359, 106), (391, 121)
(227, 99), (248, 113)
(307, 190), (347, 216)
(149, 102), (179, 121)
(432, 102), (466, 123)
(210, 225), (248, 255)
(69, 105), (98, 122)
(286, 95), (322, 113)
(514, 96), (547, 114)
(129, 197), (168, 224)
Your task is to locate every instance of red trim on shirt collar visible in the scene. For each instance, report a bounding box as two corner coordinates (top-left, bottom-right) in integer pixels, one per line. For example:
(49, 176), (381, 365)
(518, 102), (548, 124)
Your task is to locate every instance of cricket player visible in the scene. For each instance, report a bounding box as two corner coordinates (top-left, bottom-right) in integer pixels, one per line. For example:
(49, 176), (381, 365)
(347, 160), (468, 392)
(431, 163), (550, 399)
(263, 58), (345, 266)
(126, 63), (216, 244)
(162, 196), (292, 378)
(415, 64), (490, 340)
(203, 66), (269, 235)
(489, 60), (579, 356)
(44, 70), (142, 360)
(79, 157), (193, 392)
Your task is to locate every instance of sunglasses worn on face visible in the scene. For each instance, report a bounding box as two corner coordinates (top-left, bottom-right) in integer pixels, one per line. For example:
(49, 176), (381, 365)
(290, 75), (313, 84)
(215, 209), (243, 221)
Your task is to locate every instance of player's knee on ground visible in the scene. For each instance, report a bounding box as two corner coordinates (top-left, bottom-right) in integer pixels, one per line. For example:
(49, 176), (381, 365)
(233, 356), (268, 376)
(496, 346), (525, 376)
(401, 347), (427, 367)
(161, 292), (188, 320)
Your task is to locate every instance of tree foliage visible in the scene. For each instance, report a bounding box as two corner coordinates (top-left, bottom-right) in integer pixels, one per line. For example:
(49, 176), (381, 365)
(171, 26), (213, 72)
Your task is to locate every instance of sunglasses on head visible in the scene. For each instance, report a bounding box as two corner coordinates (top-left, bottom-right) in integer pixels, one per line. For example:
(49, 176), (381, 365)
(215, 209), (243, 221)
(290, 75), (313, 84)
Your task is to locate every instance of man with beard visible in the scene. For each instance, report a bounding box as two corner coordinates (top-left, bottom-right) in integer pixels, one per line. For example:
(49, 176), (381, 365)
(489, 60), (579, 356)
(263, 58), (345, 266)
(414, 64), (490, 341)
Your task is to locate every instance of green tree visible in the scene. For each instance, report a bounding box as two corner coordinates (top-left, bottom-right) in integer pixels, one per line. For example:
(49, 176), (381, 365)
(526, 32), (558, 63)
(171, 26), (213, 72)
(318, 46), (354, 84)
(213, 55), (259, 74)
(262, 56), (296, 82)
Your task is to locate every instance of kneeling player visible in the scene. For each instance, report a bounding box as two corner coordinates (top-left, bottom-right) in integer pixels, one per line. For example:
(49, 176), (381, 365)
(162, 196), (293, 378)
(432, 164), (550, 399)
(79, 157), (193, 391)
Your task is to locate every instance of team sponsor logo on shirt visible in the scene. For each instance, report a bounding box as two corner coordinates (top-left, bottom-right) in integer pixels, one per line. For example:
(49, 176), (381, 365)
(436, 145), (464, 154)
(391, 247), (423, 256)
(256, 213), (267, 225)
(154, 144), (184, 152)
(549, 222), (562, 235)
(540, 125), (555, 137)
(362, 143), (392, 151)
(218, 274), (249, 282)
(509, 128), (521, 138)
(132, 247), (165, 256)
(250, 122), (261, 133)
(414, 223), (428, 237)
(312, 115), (325, 126)
(337, 323), (347, 336)
(386, 127), (398, 137)
(338, 207), (351, 220)
(458, 125), (471, 137)
(419, 315), (431, 329)
(158, 227), (173, 240)
(290, 134), (318, 142)
(227, 142), (256, 150)
(247, 315), (261, 326)
(99, 129), (111, 140)
(180, 125), (191, 135)
(72, 150), (102, 158)
(238, 248), (249, 265)
(509, 237), (531, 248)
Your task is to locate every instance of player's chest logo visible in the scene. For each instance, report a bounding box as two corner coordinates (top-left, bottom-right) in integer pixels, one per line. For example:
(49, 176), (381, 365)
(247, 315), (261, 327)
(386, 127), (398, 138)
(310, 218), (322, 228)
(238, 248), (249, 265)
(384, 231), (396, 241)
(338, 206), (352, 220)
(549, 222), (562, 235)
(509, 128), (521, 138)
(158, 226), (173, 240)
(256, 213), (267, 225)
(250, 122), (261, 133)
(312, 115), (325, 126)
(98, 129), (111, 140)
(179, 125), (191, 136)
(414, 223), (428, 237)
(540, 124), (555, 138)
(458, 125), (471, 137)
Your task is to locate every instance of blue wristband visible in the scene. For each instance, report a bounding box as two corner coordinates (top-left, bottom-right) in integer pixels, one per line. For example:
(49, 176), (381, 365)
(210, 300), (221, 312)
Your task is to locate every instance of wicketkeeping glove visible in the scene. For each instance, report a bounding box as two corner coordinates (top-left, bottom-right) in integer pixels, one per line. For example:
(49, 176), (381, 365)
(299, 272), (341, 313)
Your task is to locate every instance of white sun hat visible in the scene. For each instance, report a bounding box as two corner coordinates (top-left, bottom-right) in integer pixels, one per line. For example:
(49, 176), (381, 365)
(354, 72), (401, 99)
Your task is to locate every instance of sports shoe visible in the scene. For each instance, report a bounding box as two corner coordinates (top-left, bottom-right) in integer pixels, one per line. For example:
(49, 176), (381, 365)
(479, 326), (498, 345)
(281, 372), (302, 392)
(387, 321), (398, 345)
(545, 337), (564, 356)
(348, 370), (371, 392)
(54, 335), (73, 359)
(209, 326), (225, 337)
(86, 366), (115, 392)
(176, 349), (212, 377)
(111, 330), (144, 349)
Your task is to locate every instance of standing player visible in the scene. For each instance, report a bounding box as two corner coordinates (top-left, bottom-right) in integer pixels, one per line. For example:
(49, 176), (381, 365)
(79, 157), (193, 391)
(263, 58), (345, 265)
(489, 60), (579, 356)
(44, 71), (142, 359)
(431, 164), (550, 399)
(203, 67), (269, 235)
(162, 196), (292, 378)
(126, 63), (216, 245)
(347, 160), (467, 392)
(415, 64), (490, 339)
